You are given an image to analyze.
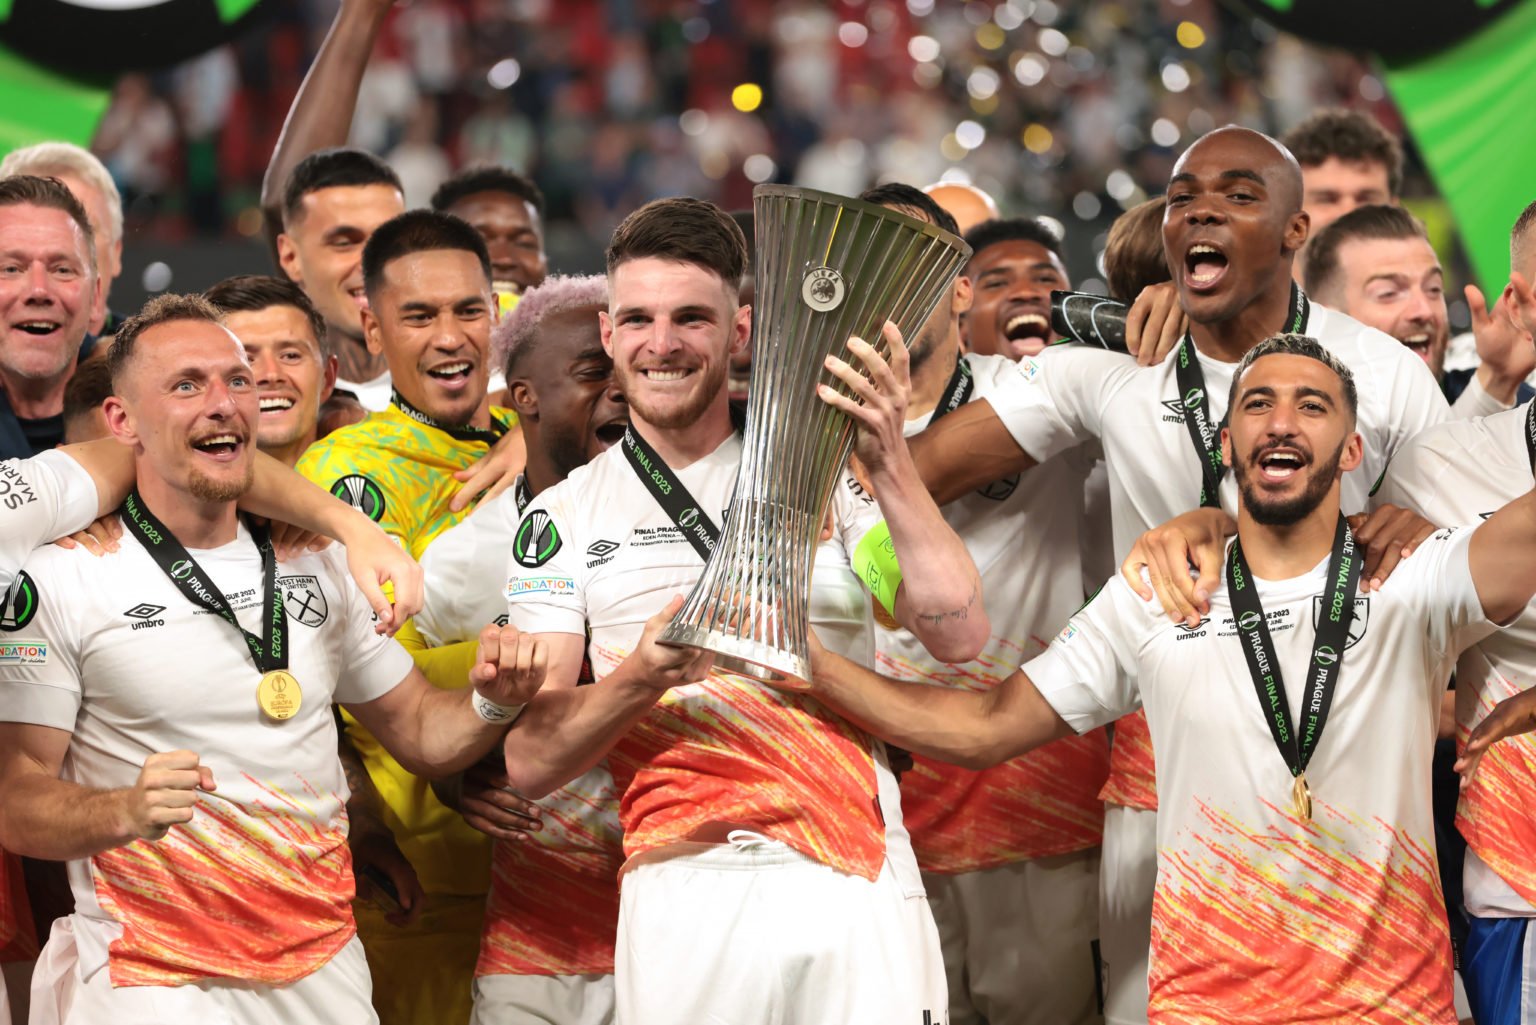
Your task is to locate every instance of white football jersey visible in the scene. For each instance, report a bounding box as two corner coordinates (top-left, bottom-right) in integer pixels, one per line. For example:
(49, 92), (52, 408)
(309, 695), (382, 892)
(416, 476), (524, 644)
(506, 432), (924, 893)
(1028, 527), (1490, 1023)
(0, 522), (412, 988)
(1374, 403), (1536, 916)
(0, 450), (96, 594)
(879, 353), (1110, 872)
(991, 302), (1448, 557)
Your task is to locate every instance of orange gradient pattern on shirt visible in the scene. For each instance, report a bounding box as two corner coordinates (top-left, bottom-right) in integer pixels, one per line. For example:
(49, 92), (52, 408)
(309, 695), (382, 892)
(1457, 677), (1536, 908)
(477, 842), (621, 977)
(879, 637), (1108, 871)
(1100, 709), (1157, 810)
(0, 849), (38, 961)
(1150, 798), (1455, 1025)
(594, 645), (887, 881)
(476, 766), (623, 978)
(93, 773), (355, 987)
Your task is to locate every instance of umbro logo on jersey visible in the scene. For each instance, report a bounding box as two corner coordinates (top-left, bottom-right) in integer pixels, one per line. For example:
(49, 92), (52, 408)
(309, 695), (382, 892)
(587, 539), (620, 558)
(279, 575), (329, 627)
(1479, 512), (1494, 520)
(124, 603), (167, 631)
(1, 572), (39, 632)
(513, 510), (562, 568)
(331, 475), (386, 523)
(1311, 595), (1369, 649)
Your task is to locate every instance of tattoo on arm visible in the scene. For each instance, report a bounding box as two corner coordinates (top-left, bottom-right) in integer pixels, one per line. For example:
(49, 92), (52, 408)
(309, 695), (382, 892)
(914, 584), (978, 627)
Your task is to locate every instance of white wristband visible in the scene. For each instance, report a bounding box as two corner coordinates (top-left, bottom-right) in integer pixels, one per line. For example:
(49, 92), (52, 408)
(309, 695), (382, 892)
(471, 688), (525, 724)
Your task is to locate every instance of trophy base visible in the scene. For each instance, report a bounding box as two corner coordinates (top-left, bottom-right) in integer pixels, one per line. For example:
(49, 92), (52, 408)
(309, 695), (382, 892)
(655, 623), (811, 689)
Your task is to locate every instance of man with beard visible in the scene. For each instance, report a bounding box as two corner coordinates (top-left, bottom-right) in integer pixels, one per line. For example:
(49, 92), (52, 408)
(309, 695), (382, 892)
(0, 176), (100, 459)
(907, 125), (1447, 1024)
(410, 274), (625, 1025)
(1303, 204), (1534, 413)
(297, 210), (516, 1025)
(499, 196), (989, 1024)
(960, 217), (1071, 360)
(800, 332), (1536, 1023)
(859, 183), (1108, 1025)
(1366, 208), (1536, 1025)
(0, 293), (544, 1025)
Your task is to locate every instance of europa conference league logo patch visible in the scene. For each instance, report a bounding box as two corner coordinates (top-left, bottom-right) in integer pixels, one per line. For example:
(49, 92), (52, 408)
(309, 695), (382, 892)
(513, 510), (562, 568)
(330, 475), (386, 523)
(0, 572), (39, 632)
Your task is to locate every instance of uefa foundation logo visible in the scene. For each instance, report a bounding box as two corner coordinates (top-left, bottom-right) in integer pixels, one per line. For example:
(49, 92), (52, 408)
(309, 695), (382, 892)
(801, 267), (846, 313)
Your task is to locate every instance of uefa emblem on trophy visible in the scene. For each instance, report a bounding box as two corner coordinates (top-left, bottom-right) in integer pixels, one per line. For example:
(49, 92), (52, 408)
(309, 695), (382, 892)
(657, 184), (971, 684)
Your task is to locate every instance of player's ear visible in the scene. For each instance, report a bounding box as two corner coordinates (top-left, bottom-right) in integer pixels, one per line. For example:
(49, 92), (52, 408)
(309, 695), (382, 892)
(102, 394), (137, 447)
(731, 304), (752, 356)
(599, 310), (615, 357)
(509, 379), (537, 419)
(1220, 425), (1233, 468)
(1339, 430), (1364, 474)
(362, 306), (384, 356)
(952, 275), (974, 316)
(276, 233), (303, 285)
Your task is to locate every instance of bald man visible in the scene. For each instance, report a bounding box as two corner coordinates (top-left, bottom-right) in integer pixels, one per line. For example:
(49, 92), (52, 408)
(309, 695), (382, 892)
(923, 183), (1001, 236)
(907, 125), (1448, 1023)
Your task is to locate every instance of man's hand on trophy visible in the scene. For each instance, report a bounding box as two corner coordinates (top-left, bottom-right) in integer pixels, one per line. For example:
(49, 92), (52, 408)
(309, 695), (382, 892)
(819, 320), (912, 477)
(635, 595), (717, 690)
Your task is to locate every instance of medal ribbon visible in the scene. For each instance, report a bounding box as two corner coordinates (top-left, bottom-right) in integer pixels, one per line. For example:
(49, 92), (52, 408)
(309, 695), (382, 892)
(1174, 283), (1309, 508)
(514, 474), (533, 515)
(620, 425), (725, 563)
(1226, 514), (1360, 791)
(929, 357), (975, 425)
(390, 389), (509, 445)
(120, 490), (288, 674)
(1524, 399), (1536, 473)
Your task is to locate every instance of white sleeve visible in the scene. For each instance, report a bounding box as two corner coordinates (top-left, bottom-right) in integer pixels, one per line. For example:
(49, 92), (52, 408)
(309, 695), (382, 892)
(1370, 428), (1456, 521)
(982, 346), (1124, 464)
(1450, 373), (1510, 420)
(0, 552), (83, 732)
(504, 488), (587, 637)
(0, 451), (99, 588)
(1019, 577), (1146, 733)
(1380, 342), (1451, 452)
(417, 512), (490, 646)
(831, 467), (882, 555)
(322, 548), (415, 705)
(1395, 528), (1496, 661)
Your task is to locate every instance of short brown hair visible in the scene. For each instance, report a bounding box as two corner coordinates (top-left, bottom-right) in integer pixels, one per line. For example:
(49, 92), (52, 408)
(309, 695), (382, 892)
(63, 356), (114, 430)
(205, 274), (328, 357)
(0, 174), (97, 270)
(1512, 199), (1536, 278)
(1302, 204), (1427, 302)
(1104, 196), (1170, 302)
(1282, 109), (1404, 199)
(606, 197), (747, 294)
(109, 293), (227, 392)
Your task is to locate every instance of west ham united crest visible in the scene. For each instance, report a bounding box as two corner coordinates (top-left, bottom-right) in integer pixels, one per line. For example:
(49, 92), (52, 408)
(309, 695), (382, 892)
(1312, 594), (1370, 649)
(279, 575), (330, 627)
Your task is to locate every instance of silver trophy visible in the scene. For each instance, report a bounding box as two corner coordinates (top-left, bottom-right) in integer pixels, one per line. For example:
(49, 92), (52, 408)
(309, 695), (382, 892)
(657, 184), (971, 684)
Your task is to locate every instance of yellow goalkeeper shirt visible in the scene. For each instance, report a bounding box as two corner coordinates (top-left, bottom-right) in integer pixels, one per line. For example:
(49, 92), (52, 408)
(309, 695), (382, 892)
(298, 394), (515, 898)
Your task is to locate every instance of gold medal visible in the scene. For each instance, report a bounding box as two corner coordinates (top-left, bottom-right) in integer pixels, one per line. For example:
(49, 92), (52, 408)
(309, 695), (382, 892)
(1291, 773), (1313, 821)
(257, 670), (302, 721)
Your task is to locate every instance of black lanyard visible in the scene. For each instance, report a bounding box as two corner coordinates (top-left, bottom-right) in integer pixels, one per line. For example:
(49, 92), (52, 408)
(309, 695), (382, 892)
(930, 357), (974, 425)
(1174, 284), (1309, 508)
(514, 474), (532, 515)
(120, 490), (288, 674)
(1226, 515), (1360, 815)
(620, 426), (725, 563)
(390, 390), (509, 446)
(1524, 400), (1536, 473)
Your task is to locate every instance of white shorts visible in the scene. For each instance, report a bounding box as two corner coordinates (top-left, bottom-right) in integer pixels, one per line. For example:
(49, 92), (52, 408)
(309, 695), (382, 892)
(1098, 805), (1156, 1025)
(29, 915), (376, 1025)
(470, 971), (614, 1025)
(615, 834), (946, 1025)
(926, 849), (1101, 1025)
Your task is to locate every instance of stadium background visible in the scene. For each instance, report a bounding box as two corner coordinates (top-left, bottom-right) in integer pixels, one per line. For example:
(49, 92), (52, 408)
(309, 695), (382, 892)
(2, 0), (1532, 321)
